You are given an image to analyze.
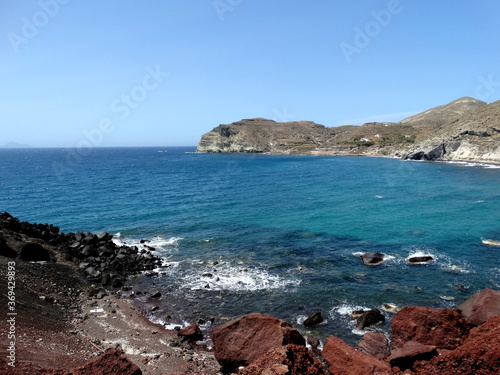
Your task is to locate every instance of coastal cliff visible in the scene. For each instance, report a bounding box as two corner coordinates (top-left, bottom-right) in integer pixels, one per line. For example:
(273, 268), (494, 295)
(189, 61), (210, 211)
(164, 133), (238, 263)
(196, 97), (500, 164)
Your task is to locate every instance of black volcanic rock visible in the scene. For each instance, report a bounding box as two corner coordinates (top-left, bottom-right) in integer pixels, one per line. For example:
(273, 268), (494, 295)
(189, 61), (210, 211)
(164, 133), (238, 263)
(18, 242), (51, 262)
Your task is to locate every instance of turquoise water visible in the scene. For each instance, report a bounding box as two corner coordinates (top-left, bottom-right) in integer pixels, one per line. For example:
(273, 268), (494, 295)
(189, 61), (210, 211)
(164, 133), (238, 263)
(1, 147), (500, 344)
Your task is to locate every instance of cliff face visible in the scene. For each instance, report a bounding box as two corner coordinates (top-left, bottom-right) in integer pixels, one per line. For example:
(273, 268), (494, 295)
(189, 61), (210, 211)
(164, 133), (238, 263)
(196, 97), (500, 164)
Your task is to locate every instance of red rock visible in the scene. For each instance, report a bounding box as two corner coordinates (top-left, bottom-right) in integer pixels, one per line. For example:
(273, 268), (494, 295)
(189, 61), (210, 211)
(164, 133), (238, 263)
(243, 345), (327, 375)
(70, 348), (142, 375)
(388, 341), (438, 371)
(456, 288), (500, 326)
(415, 315), (500, 374)
(322, 336), (392, 375)
(391, 306), (470, 350)
(358, 332), (390, 360)
(210, 313), (306, 373)
(178, 323), (203, 342)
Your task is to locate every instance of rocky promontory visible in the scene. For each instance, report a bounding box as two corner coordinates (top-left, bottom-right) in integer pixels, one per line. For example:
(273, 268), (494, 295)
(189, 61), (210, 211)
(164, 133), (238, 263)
(196, 97), (500, 164)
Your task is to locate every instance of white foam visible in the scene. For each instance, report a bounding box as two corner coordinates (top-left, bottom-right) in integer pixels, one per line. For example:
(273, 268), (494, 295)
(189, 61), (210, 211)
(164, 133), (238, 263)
(444, 160), (500, 169)
(331, 303), (371, 317)
(184, 265), (301, 292)
(112, 235), (183, 251)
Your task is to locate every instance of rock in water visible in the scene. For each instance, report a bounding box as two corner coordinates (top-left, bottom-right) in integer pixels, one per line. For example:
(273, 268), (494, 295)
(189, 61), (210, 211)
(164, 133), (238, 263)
(391, 306), (470, 350)
(322, 336), (392, 375)
(303, 311), (324, 328)
(456, 287), (500, 326)
(407, 255), (434, 264)
(359, 252), (385, 266)
(355, 309), (385, 330)
(210, 313), (305, 373)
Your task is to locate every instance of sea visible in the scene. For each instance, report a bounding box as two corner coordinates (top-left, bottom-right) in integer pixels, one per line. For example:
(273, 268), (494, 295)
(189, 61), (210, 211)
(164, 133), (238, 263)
(1, 146), (500, 346)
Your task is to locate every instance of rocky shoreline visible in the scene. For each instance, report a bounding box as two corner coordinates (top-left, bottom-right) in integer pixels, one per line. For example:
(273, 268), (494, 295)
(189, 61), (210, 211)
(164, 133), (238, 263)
(1, 213), (500, 374)
(195, 97), (500, 165)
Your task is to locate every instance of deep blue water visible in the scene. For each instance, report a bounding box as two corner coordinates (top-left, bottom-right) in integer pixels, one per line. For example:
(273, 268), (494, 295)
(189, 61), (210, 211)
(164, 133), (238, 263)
(1, 147), (500, 345)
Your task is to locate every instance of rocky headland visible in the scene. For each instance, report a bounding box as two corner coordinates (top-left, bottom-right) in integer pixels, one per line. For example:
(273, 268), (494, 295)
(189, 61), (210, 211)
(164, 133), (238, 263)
(1, 213), (500, 374)
(196, 97), (500, 164)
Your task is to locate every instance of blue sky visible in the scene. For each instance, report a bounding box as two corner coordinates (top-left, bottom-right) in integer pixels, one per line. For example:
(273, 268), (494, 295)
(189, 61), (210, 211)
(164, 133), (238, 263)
(1, 1), (500, 147)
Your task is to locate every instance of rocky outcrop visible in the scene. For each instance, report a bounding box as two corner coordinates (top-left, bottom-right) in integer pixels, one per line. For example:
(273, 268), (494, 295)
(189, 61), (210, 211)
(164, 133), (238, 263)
(322, 336), (392, 375)
(196, 97), (500, 164)
(415, 315), (500, 375)
(391, 306), (470, 350)
(456, 288), (500, 326)
(0, 212), (162, 286)
(357, 333), (390, 360)
(388, 341), (438, 371)
(210, 313), (306, 373)
(243, 345), (326, 375)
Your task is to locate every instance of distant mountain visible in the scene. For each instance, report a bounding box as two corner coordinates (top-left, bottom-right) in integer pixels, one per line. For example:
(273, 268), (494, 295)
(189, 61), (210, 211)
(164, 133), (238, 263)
(1, 142), (33, 149)
(196, 97), (500, 164)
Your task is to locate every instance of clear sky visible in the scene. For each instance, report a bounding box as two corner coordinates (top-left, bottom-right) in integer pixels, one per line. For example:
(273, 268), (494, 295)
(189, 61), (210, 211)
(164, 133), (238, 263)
(1, 1), (500, 147)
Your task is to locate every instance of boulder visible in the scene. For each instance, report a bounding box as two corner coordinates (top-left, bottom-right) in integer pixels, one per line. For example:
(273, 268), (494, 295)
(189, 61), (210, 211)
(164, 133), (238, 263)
(359, 252), (384, 266)
(18, 242), (51, 262)
(243, 345), (326, 375)
(456, 288), (500, 326)
(210, 313), (306, 373)
(407, 255), (434, 265)
(358, 332), (390, 360)
(322, 336), (392, 375)
(391, 306), (470, 350)
(387, 341), (438, 371)
(415, 315), (500, 375)
(303, 311), (324, 328)
(68, 348), (142, 374)
(0, 235), (17, 258)
(355, 309), (385, 330)
(178, 323), (203, 342)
